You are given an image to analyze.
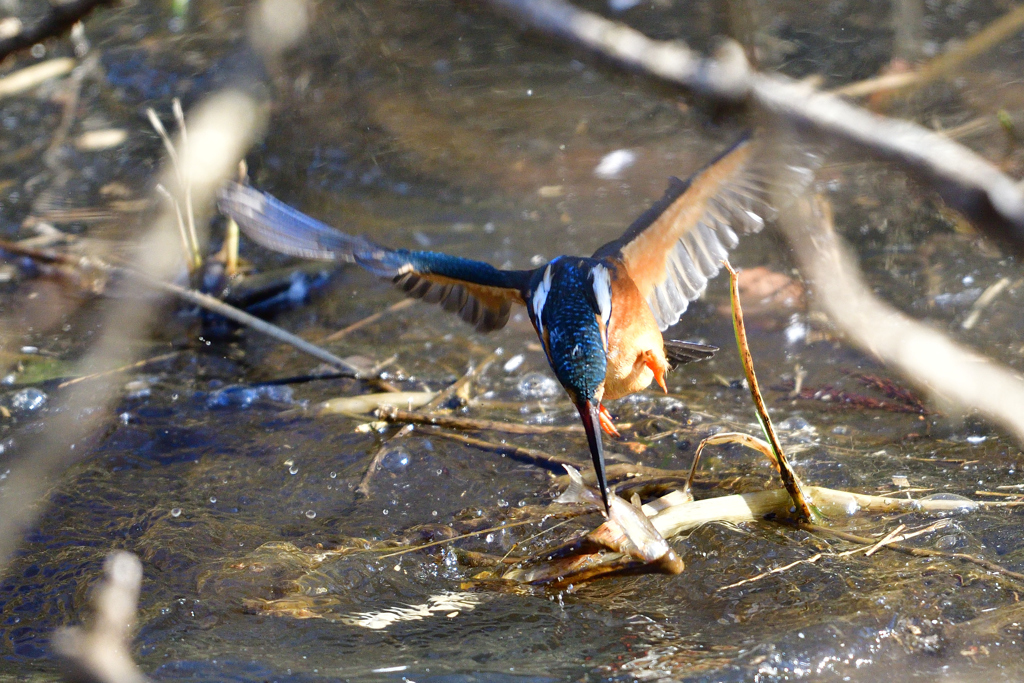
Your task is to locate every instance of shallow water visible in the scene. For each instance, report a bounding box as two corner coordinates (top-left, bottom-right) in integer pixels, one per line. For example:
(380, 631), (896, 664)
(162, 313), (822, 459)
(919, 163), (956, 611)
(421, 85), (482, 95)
(2, 0), (1024, 681)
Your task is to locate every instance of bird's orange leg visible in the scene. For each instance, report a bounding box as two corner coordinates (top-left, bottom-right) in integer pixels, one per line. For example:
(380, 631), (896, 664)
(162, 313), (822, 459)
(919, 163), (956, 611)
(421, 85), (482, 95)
(598, 404), (621, 437)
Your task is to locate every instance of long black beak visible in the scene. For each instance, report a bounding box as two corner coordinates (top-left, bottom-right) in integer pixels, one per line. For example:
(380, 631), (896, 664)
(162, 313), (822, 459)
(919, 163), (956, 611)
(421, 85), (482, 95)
(575, 399), (611, 515)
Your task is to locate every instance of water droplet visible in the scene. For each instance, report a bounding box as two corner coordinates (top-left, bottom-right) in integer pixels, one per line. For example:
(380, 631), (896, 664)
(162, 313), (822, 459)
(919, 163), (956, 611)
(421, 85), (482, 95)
(170, 508), (182, 518)
(382, 509), (389, 515)
(288, 465), (299, 475)
(305, 510), (316, 519)
(9, 388), (47, 413)
(329, 471), (337, 479)
(503, 355), (525, 373)
(209, 497), (217, 504)
(379, 446), (411, 473)
(431, 510), (438, 517)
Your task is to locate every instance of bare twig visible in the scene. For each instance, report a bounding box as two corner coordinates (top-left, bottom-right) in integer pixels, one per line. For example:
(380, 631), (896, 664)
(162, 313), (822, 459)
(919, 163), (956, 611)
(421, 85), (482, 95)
(422, 348), (503, 411)
(0, 238), (365, 377)
(427, 429), (585, 470)
(377, 517), (553, 559)
(57, 351), (181, 389)
(725, 261), (816, 521)
(0, 0), (113, 63)
(833, 4), (1024, 99)
(356, 424), (415, 498)
(682, 431), (778, 500)
(717, 554), (823, 591)
(961, 276), (1011, 330)
(0, 91), (265, 575)
(799, 521), (1024, 584)
(488, 0), (1024, 251)
(376, 405), (584, 434)
(140, 275), (364, 376)
(52, 551), (152, 683)
(323, 299), (415, 342)
(716, 519), (952, 591)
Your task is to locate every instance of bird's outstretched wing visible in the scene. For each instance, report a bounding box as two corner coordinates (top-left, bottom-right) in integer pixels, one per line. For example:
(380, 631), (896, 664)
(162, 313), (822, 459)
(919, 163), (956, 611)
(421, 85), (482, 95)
(592, 136), (773, 330)
(218, 182), (532, 332)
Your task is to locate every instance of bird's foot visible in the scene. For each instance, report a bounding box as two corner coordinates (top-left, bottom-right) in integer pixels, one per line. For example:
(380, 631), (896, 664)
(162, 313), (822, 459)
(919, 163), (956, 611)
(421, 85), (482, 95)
(598, 404), (620, 437)
(645, 354), (668, 393)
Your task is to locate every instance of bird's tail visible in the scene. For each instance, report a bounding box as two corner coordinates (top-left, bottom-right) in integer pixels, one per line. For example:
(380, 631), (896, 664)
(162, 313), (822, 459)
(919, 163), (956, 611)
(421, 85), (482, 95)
(664, 339), (717, 367)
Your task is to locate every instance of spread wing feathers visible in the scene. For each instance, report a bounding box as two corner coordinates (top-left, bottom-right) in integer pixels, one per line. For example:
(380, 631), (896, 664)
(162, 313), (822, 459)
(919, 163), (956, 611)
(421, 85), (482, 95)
(664, 340), (718, 367)
(217, 183), (531, 334)
(593, 135), (792, 330)
(355, 248), (531, 332)
(217, 182), (375, 260)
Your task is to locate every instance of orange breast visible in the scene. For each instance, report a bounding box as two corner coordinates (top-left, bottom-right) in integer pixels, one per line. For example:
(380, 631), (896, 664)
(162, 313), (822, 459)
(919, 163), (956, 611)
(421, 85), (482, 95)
(602, 267), (667, 401)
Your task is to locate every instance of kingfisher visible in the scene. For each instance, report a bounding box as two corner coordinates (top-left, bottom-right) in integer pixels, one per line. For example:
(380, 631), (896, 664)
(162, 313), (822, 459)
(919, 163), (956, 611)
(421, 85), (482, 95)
(218, 136), (769, 513)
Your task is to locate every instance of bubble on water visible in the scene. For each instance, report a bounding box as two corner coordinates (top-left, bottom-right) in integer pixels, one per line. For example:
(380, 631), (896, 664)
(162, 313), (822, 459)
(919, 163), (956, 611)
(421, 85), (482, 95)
(382, 509), (389, 515)
(777, 416), (814, 433)
(517, 372), (559, 399)
(329, 471), (337, 479)
(288, 465), (299, 475)
(379, 446), (411, 473)
(170, 508), (182, 518)
(432, 510), (438, 517)
(209, 497), (217, 504)
(305, 510), (316, 519)
(9, 387), (47, 413)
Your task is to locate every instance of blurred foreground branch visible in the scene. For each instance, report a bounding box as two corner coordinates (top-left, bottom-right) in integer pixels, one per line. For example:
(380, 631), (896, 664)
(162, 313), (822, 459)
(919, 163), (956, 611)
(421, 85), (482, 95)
(0, 90), (264, 574)
(780, 195), (1024, 445)
(489, 0), (1024, 252)
(0, 0), (113, 63)
(52, 551), (151, 683)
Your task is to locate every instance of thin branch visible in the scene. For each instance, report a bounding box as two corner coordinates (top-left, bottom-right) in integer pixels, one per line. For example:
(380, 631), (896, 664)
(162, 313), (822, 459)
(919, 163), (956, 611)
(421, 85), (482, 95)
(725, 261), (816, 521)
(323, 299), (415, 342)
(716, 553), (823, 591)
(488, 0), (1024, 252)
(426, 428), (586, 470)
(422, 348), (503, 411)
(799, 521), (1024, 584)
(139, 274), (365, 376)
(57, 351), (181, 389)
(0, 238), (365, 377)
(376, 405), (584, 434)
